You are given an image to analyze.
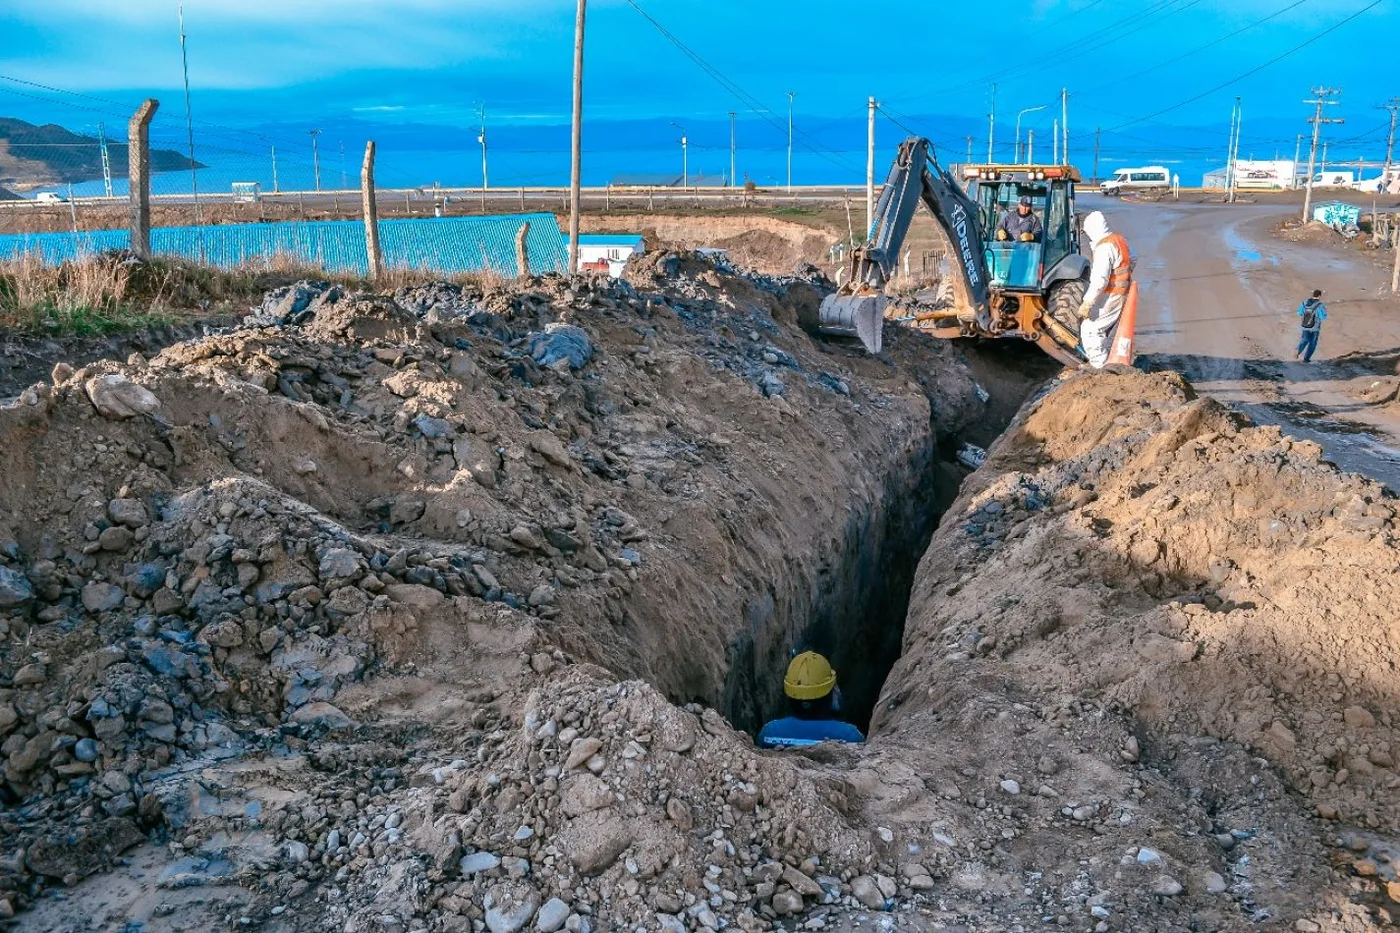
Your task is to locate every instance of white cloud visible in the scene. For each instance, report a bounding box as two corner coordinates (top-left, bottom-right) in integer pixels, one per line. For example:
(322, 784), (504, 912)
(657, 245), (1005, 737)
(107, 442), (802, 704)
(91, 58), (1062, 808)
(0, 0), (569, 90)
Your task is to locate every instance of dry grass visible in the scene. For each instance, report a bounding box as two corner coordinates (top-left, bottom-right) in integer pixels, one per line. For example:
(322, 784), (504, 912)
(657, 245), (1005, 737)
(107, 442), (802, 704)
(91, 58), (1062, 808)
(0, 251), (159, 334)
(0, 248), (517, 336)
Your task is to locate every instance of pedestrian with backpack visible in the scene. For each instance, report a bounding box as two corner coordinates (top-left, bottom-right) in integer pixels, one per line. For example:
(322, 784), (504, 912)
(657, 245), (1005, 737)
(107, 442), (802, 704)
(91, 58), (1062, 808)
(1295, 289), (1328, 362)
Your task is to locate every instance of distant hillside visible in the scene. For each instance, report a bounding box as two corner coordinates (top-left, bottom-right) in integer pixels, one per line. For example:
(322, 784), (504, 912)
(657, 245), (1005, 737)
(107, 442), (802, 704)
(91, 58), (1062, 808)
(0, 117), (201, 190)
(0, 185), (21, 201)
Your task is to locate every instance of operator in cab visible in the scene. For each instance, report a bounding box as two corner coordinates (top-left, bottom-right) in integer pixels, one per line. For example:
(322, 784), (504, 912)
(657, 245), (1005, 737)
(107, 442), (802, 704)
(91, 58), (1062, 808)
(757, 652), (866, 749)
(995, 195), (1042, 243)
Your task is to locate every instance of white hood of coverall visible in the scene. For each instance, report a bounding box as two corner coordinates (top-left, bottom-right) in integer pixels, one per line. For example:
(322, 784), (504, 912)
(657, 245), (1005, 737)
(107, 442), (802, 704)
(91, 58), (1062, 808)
(1083, 210), (1110, 246)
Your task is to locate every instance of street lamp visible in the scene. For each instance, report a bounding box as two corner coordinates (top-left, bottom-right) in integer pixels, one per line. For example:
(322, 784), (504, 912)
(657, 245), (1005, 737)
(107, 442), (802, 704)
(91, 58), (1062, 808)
(670, 122), (688, 188)
(1015, 106), (1046, 164)
(787, 91), (795, 191)
(309, 129), (323, 191)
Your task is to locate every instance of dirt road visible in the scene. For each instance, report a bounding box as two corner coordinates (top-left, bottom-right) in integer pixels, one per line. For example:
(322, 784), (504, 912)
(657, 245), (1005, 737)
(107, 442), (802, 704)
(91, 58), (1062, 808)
(1104, 195), (1400, 488)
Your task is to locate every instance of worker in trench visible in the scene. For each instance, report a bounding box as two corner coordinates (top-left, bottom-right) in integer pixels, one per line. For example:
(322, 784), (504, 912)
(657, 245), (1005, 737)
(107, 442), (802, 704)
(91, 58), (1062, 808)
(757, 651), (866, 749)
(1076, 210), (1134, 368)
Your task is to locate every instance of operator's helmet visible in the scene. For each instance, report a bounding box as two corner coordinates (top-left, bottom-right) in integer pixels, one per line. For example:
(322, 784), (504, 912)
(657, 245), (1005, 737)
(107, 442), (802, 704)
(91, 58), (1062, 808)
(1018, 196), (1033, 209)
(784, 652), (837, 700)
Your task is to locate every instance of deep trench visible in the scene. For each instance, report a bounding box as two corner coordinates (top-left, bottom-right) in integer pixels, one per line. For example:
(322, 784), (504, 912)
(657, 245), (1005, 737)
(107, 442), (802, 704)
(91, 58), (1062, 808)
(720, 344), (1057, 737)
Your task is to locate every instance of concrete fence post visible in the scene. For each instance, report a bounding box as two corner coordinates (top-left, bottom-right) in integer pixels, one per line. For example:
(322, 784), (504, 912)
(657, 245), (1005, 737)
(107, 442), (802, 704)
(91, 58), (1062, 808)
(515, 221), (531, 278)
(362, 141), (383, 282)
(1391, 226), (1399, 294)
(128, 99), (159, 261)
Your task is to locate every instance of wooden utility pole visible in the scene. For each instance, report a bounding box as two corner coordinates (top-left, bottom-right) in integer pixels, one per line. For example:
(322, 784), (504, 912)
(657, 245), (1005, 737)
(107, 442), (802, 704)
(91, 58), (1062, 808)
(1392, 226), (1400, 294)
(1301, 87), (1344, 224)
(1227, 97), (1242, 204)
(567, 0), (586, 274)
(362, 141), (383, 281)
(866, 96), (877, 240)
(128, 99), (159, 261)
(1383, 97), (1400, 182)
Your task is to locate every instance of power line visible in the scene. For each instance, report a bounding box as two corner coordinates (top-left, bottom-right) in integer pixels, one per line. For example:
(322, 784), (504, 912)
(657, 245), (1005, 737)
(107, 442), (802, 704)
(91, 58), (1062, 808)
(620, 0), (864, 176)
(885, 0), (1205, 106)
(1102, 0), (1383, 134)
(1115, 0), (1313, 84)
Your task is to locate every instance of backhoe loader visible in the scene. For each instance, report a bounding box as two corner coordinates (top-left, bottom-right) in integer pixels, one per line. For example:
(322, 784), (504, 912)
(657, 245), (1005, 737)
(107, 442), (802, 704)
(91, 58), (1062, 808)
(819, 136), (1090, 365)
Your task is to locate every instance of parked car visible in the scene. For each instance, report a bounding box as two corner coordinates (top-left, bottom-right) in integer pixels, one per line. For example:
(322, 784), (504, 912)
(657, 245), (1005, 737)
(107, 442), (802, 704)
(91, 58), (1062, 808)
(34, 191), (66, 204)
(1100, 166), (1171, 195)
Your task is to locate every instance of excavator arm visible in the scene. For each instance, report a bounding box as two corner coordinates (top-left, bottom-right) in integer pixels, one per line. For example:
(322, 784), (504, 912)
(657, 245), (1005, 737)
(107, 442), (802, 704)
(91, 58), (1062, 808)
(820, 137), (992, 353)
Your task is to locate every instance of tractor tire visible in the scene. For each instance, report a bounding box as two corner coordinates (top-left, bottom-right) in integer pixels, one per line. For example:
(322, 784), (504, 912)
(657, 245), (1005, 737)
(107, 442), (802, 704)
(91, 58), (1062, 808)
(1047, 277), (1088, 338)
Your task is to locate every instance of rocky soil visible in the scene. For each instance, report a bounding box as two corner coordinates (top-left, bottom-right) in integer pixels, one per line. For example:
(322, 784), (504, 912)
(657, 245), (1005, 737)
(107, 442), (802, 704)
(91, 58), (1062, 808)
(2, 253), (1396, 933)
(878, 369), (1400, 932)
(0, 252), (1020, 932)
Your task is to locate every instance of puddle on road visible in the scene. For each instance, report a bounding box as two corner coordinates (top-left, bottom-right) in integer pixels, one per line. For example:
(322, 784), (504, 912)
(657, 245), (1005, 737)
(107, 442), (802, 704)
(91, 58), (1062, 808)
(1268, 399), (1374, 435)
(1224, 225), (1268, 265)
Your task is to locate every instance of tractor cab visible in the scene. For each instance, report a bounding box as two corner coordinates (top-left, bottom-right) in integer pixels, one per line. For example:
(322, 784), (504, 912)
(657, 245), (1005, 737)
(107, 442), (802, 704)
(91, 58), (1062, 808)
(962, 164), (1081, 291)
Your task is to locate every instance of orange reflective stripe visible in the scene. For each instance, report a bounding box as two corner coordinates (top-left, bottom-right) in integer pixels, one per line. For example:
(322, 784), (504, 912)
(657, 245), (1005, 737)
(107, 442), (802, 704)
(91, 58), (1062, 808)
(1105, 232), (1132, 295)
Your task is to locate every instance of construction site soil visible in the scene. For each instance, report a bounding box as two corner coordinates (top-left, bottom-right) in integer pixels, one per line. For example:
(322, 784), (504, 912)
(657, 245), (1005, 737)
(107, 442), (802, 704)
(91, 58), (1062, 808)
(0, 253), (1396, 933)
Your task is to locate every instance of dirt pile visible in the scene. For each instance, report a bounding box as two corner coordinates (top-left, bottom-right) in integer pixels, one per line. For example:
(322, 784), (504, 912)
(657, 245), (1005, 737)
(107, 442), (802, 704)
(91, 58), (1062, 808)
(878, 370), (1400, 930)
(0, 252), (1016, 930)
(581, 216), (837, 274)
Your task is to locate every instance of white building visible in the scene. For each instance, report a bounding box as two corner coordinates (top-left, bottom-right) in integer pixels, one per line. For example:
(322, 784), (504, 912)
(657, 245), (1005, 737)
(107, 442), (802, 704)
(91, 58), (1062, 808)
(577, 234), (645, 277)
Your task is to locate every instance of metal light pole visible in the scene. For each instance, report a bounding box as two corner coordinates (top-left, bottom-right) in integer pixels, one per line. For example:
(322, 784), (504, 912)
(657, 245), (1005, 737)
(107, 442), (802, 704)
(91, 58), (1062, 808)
(671, 122), (688, 188)
(866, 96), (877, 239)
(1293, 133), (1303, 188)
(95, 122), (114, 198)
(309, 129), (323, 192)
(786, 91), (795, 191)
(478, 103), (489, 189)
(177, 3), (202, 223)
(567, 0), (586, 273)
(728, 111), (736, 186)
(271, 145), (279, 193)
(987, 83), (997, 162)
(1015, 105), (1046, 164)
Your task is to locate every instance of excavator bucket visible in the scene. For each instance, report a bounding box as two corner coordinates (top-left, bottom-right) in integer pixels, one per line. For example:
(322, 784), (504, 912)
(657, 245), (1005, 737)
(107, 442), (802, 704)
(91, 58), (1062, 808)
(818, 292), (887, 354)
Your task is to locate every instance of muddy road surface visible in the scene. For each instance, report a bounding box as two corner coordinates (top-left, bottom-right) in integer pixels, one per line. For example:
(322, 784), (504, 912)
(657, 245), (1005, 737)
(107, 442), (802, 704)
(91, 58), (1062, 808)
(1107, 195), (1400, 488)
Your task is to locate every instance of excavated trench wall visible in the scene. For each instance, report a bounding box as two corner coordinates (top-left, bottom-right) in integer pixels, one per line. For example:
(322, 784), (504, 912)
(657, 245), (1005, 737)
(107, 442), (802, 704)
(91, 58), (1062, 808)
(716, 347), (1052, 736)
(720, 441), (964, 735)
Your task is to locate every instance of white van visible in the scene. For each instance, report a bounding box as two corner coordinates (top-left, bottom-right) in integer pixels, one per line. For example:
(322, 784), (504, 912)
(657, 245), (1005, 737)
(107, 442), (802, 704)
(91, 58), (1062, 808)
(34, 191), (66, 204)
(1101, 166), (1171, 195)
(1311, 170), (1354, 188)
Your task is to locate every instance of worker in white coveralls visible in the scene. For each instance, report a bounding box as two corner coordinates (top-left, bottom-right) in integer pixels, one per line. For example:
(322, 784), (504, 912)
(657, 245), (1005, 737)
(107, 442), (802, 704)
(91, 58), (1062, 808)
(1076, 210), (1134, 368)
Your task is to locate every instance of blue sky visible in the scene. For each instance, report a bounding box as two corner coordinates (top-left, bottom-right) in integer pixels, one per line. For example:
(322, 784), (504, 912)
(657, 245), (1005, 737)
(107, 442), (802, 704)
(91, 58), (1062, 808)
(1, 0), (1396, 186)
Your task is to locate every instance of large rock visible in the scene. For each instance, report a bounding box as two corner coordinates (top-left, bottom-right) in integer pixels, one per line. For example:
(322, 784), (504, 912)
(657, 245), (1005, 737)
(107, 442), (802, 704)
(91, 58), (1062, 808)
(107, 498), (149, 528)
(25, 818), (144, 880)
(318, 548), (362, 581)
(559, 811), (633, 876)
(850, 875), (886, 910)
(483, 883), (541, 933)
(0, 566), (33, 608)
(81, 581), (125, 613)
(527, 323), (593, 371)
(534, 897), (570, 933)
(560, 774), (614, 817)
(85, 375), (160, 420)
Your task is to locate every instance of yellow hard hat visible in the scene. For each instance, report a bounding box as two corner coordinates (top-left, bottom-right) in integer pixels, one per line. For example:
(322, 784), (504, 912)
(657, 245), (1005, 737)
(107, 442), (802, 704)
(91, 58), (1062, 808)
(784, 651), (836, 700)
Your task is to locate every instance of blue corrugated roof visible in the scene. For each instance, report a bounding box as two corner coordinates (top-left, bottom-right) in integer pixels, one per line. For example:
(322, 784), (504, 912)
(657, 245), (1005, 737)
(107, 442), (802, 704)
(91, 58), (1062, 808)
(0, 213), (568, 277)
